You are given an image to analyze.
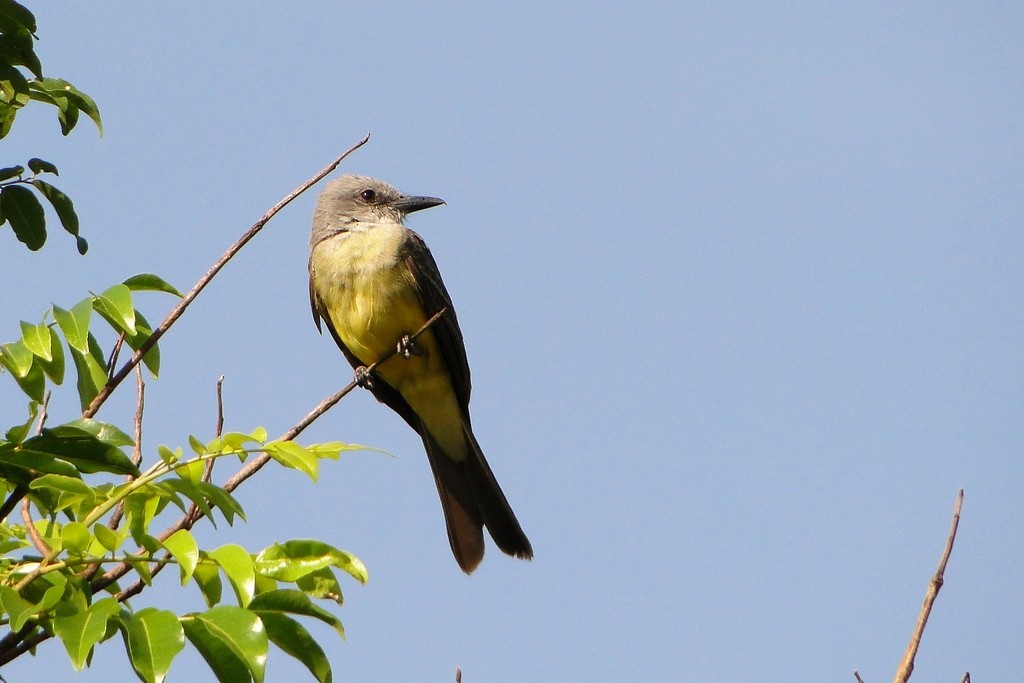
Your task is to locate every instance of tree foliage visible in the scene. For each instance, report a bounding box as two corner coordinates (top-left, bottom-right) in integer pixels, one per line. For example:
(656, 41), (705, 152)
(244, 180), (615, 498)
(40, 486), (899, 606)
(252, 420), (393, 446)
(0, 2), (366, 680)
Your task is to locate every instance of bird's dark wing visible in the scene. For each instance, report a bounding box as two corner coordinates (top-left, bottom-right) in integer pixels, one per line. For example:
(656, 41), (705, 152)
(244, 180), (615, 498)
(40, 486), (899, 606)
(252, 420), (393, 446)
(401, 229), (473, 412)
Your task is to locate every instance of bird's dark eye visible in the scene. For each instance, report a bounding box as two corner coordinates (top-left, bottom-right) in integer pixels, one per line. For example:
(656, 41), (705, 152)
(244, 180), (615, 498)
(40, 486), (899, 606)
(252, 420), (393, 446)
(360, 188), (376, 202)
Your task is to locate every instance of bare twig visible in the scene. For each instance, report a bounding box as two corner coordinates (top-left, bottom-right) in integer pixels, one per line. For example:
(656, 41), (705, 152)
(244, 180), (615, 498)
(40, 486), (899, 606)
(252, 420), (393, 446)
(35, 390), (50, 434)
(81, 134), (371, 420)
(20, 499), (50, 554)
(854, 672), (865, 683)
(106, 331), (126, 379)
(106, 368), (146, 534)
(131, 367), (145, 467)
(892, 489), (964, 683)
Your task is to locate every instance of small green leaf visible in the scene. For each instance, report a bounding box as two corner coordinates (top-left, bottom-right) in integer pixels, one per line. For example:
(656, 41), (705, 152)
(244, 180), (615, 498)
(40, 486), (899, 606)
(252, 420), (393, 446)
(19, 320), (51, 360)
(193, 557), (223, 608)
(0, 165), (24, 181)
(182, 606), (267, 683)
(94, 523), (124, 553)
(258, 613), (333, 683)
(30, 178), (79, 240)
(249, 589), (345, 638)
(67, 335), (108, 411)
(157, 444), (181, 466)
(0, 585), (38, 631)
(53, 299), (93, 354)
(37, 324), (65, 383)
(123, 273), (183, 297)
(27, 158), (59, 175)
(124, 309), (160, 377)
(163, 529), (199, 584)
(124, 608), (185, 683)
(0, 0), (38, 33)
(1, 184), (46, 250)
(188, 435), (207, 455)
(60, 521), (90, 553)
(264, 441), (319, 480)
(3, 400), (39, 443)
(93, 283), (136, 336)
(63, 417), (135, 447)
(0, 338), (34, 376)
(53, 597), (121, 670)
(5, 355), (44, 400)
(295, 567), (344, 606)
(255, 539), (368, 584)
(210, 544), (256, 607)
(23, 425), (139, 476)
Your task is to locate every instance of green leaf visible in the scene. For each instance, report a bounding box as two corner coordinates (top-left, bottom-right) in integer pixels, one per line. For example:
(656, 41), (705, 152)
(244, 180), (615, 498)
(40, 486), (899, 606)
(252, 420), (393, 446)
(53, 298), (92, 353)
(264, 441), (319, 481)
(182, 606), (267, 683)
(93, 283), (136, 336)
(0, 447), (81, 482)
(124, 608), (185, 683)
(27, 158), (58, 175)
(19, 320), (51, 360)
(259, 613), (333, 683)
(0, 338), (34, 376)
(0, 164), (24, 182)
(249, 589), (345, 638)
(67, 334), (108, 411)
(122, 309), (160, 376)
(0, 1), (37, 35)
(123, 273), (183, 297)
(124, 492), (161, 545)
(163, 529), (199, 584)
(157, 444), (181, 466)
(23, 425), (139, 476)
(188, 434), (207, 455)
(0, 22), (41, 79)
(3, 400), (38, 443)
(4, 354), (44, 400)
(0, 584), (38, 631)
(63, 417), (135, 447)
(1, 184), (45, 249)
(37, 324), (65, 383)
(53, 597), (120, 670)
(210, 544), (256, 607)
(255, 539), (368, 585)
(60, 521), (90, 553)
(94, 523), (125, 553)
(197, 481), (245, 525)
(30, 178), (79, 241)
(295, 567), (344, 605)
(193, 557), (223, 608)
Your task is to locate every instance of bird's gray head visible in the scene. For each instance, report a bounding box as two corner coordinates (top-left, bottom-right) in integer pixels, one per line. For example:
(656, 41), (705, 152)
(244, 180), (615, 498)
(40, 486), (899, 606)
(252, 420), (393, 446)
(310, 175), (444, 247)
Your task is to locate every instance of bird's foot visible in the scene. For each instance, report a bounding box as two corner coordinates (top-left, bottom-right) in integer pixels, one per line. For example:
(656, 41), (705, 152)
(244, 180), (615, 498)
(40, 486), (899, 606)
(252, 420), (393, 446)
(397, 334), (423, 359)
(354, 366), (374, 389)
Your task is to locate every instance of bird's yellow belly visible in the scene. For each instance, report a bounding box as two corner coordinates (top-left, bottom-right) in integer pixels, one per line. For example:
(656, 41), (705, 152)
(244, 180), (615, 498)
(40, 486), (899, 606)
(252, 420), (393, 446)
(311, 234), (466, 456)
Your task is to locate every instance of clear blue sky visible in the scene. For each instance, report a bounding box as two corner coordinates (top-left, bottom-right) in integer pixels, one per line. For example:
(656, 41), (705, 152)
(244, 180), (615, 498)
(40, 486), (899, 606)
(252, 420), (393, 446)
(2, 3), (1022, 681)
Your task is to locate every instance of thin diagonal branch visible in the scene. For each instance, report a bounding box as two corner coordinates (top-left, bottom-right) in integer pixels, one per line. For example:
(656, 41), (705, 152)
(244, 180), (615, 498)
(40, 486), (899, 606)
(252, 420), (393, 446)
(82, 134), (371, 419)
(892, 489), (964, 683)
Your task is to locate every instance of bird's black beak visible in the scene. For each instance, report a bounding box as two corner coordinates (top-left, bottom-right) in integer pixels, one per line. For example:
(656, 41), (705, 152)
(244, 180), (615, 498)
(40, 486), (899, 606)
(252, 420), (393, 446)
(392, 195), (445, 214)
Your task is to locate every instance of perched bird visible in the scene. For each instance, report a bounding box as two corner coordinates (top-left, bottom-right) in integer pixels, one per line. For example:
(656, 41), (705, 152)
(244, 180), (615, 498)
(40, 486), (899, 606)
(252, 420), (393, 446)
(308, 175), (532, 573)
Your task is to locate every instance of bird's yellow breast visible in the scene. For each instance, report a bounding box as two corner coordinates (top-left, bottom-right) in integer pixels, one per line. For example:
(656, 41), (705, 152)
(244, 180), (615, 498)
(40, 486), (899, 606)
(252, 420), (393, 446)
(311, 226), (464, 456)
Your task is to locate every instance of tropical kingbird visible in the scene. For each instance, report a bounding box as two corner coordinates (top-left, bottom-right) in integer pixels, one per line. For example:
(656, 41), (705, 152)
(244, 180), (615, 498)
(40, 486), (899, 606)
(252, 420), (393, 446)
(308, 175), (532, 573)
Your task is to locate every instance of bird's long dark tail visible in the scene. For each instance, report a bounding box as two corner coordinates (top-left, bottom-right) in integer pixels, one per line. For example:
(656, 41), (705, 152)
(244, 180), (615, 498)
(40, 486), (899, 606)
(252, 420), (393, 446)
(420, 421), (533, 573)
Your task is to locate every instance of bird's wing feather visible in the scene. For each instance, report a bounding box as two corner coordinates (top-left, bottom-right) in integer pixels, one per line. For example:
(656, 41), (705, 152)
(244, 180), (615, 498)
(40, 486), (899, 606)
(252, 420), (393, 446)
(401, 230), (473, 412)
